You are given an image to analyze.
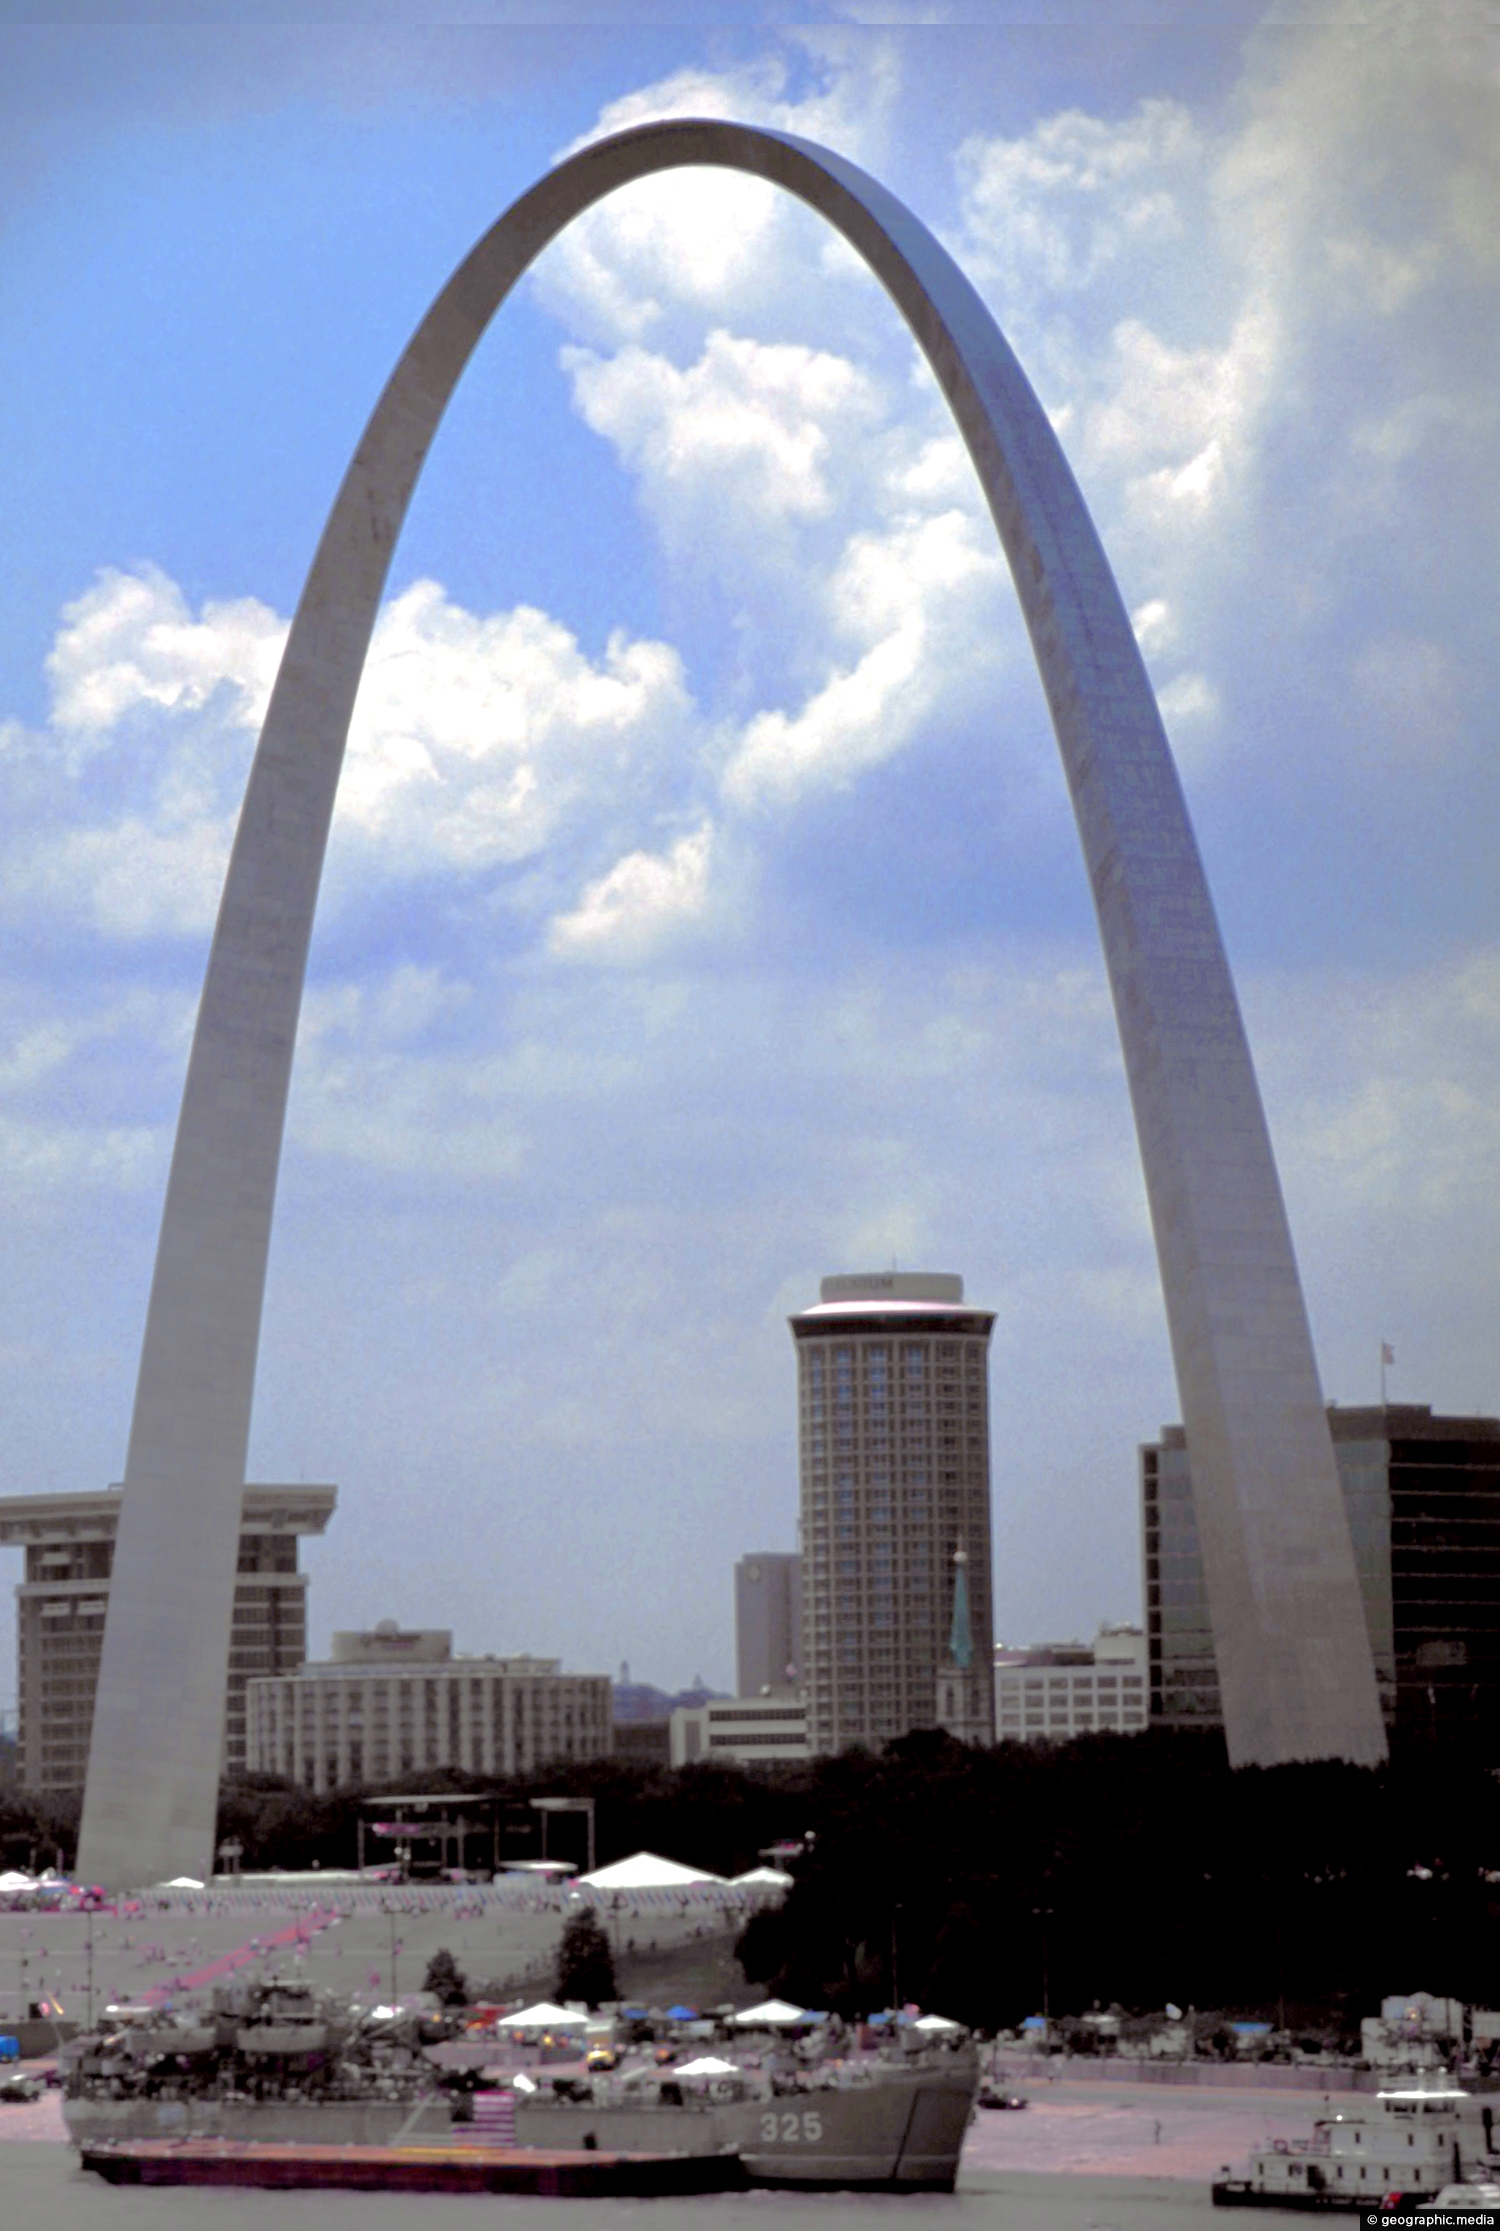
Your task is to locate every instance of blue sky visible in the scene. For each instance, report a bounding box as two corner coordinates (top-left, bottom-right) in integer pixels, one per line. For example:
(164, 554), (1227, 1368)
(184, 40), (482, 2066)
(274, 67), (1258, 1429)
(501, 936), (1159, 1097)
(0, 6), (1496, 1716)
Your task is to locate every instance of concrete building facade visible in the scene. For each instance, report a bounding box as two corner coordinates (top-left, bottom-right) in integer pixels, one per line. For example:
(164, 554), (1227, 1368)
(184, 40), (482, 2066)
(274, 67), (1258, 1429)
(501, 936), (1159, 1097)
(994, 1624), (1148, 1744)
(670, 1695), (810, 1767)
(0, 1485), (333, 1794)
(734, 1553), (801, 1696)
(1144, 1406), (1500, 1746)
(79, 120), (1383, 1890)
(246, 1622), (611, 1793)
(792, 1273), (996, 1754)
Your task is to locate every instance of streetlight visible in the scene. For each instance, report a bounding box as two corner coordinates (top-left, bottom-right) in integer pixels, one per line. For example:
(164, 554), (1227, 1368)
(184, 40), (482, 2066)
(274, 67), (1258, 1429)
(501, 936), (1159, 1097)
(1033, 1906), (1054, 2030)
(380, 1902), (403, 2007)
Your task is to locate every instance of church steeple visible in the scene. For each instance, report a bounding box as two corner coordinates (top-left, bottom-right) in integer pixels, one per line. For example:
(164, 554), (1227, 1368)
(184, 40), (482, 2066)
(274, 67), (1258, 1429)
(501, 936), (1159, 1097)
(947, 1545), (973, 1671)
(935, 1542), (990, 1745)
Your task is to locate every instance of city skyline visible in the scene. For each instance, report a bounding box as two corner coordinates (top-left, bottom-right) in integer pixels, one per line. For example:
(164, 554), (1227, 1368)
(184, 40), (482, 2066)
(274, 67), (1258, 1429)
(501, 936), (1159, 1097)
(1, 15), (1495, 1719)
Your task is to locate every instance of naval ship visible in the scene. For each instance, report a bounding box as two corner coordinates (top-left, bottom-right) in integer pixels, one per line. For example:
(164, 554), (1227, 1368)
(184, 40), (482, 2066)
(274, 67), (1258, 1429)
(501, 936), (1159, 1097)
(64, 1980), (978, 2191)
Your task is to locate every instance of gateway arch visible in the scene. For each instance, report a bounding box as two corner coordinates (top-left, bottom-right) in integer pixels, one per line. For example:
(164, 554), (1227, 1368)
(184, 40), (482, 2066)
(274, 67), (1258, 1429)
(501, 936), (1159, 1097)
(77, 120), (1385, 1889)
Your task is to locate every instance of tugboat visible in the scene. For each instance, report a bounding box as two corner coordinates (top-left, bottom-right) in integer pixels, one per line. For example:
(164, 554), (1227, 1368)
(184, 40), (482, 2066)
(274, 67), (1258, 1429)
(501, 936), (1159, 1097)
(1213, 2080), (1496, 2211)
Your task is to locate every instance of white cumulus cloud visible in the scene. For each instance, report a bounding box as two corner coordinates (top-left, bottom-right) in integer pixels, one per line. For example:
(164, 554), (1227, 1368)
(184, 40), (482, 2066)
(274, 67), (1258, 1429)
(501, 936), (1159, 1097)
(550, 822), (716, 965)
(562, 329), (881, 530)
(722, 506), (1004, 809)
(5, 568), (703, 939)
(46, 563), (284, 753)
(539, 43), (898, 349)
(340, 580), (694, 873)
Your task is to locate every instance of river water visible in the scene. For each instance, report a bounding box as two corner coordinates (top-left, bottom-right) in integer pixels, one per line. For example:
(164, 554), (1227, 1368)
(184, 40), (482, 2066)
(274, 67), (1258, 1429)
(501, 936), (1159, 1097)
(0, 2144), (1237, 2228)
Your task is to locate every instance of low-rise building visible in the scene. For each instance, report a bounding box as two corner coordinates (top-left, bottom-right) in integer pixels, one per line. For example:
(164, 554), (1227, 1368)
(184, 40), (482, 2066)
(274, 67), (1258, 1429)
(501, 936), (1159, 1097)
(993, 1623), (1148, 1743)
(670, 1695), (810, 1767)
(613, 1669), (725, 1768)
(246, 1621), (611, 1793)
(0, 1483), (334, 1791)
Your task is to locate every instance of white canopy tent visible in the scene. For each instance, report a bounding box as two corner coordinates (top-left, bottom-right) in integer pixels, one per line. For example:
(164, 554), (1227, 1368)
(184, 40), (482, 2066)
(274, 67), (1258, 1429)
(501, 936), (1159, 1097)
(730, 1997), (818, 2027)
(731, 1866), (793, 1889)
(500, 2000), (589, 2030)
(673, 2055), (742, 2077)
(576, 1851), (724, 1891)
(912, 2013), (963, 2032)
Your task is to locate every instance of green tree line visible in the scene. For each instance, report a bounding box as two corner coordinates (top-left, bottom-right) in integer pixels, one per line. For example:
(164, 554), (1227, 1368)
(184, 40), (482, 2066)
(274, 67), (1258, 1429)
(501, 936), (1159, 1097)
(7, 1730), (1500, 2032)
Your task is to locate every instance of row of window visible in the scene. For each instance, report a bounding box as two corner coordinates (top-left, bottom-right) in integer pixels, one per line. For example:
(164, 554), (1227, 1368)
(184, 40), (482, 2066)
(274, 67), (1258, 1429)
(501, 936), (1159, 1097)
(708, 1731), (810, 1748)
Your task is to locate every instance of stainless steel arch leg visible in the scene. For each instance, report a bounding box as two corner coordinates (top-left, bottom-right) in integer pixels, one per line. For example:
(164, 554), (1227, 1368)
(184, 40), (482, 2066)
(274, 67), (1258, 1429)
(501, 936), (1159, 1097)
(78, 118), (1383, 1889)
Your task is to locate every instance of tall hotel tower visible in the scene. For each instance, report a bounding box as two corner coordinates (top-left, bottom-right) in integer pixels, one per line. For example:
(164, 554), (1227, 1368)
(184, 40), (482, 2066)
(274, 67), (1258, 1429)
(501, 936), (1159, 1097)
(791, 1272), (997, 1753)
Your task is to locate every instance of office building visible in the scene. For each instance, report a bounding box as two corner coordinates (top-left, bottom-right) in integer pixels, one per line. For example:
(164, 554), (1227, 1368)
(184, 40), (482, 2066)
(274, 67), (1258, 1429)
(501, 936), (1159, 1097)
(1144, 1405), (1500, 1744)
(246, 1622), (611, 1793)
(994, 1624), (1148, 1743)
(670, 1695), (810, 1767)
(0, 1484), (334, 1793)
(792, 1271), (996, 1754)
(735, 1553), (801, 1695)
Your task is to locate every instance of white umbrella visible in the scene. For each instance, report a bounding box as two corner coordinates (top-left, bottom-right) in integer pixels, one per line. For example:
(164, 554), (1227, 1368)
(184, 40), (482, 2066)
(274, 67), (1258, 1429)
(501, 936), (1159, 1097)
(576, 1850), (724, 1890)
(912, 2012), (963, 2032)
(674, 2055), (741, 2076)
(158, 1876), (205, 1889)
(730, 1998), (815, 2026)
(501, 2000), (589, 2029)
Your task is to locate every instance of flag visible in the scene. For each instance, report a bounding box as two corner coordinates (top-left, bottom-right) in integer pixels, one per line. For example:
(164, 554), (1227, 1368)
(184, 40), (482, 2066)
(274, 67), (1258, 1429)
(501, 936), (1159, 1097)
(1381, 1342), (1395, 1366)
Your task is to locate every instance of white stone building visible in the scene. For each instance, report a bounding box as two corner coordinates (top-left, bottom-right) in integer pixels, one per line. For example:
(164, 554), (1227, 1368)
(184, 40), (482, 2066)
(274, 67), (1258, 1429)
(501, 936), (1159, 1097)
(993, 1623), (1148, 1744)
(246, 1622), (611, 1793)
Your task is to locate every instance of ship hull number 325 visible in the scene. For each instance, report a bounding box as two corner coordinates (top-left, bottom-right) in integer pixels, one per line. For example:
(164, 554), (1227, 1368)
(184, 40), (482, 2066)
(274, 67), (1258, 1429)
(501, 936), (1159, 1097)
(759, 2111), (824, 2144)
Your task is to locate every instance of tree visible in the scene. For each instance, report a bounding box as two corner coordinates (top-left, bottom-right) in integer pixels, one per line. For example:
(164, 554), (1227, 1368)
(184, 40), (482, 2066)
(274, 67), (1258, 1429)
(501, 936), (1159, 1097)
(423, 1947), (470, 2006)
(556, 1908), (617, 2009)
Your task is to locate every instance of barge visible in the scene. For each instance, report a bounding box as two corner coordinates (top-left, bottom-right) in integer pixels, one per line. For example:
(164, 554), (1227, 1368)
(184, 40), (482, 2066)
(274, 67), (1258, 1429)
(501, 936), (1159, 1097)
(79, 2137), (742, 2195)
